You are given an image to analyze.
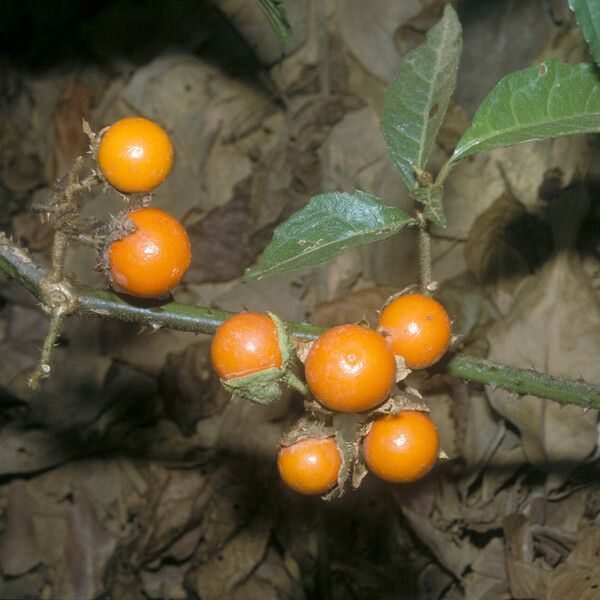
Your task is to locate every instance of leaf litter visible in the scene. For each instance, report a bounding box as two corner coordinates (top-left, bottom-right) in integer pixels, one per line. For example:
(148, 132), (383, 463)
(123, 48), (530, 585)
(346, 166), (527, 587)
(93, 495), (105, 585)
(1, 1), (600, 599)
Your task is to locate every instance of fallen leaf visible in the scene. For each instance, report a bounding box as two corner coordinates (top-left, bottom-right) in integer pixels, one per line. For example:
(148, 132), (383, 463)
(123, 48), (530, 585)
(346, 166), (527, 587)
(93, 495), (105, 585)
(309, 287), (392, 328)
(504, 514), (548, 600)
(338, 0), (421, 82)
(464, 192), (552, 284)
(185, 178), (263, 284)
(51, 79), (92, 180)
(190, 512), (271, 600)
(119, 54), (275, 219)
(463, 537), (510, 600)
(159, 340), (228, 435)
(487, 253), (600, 468)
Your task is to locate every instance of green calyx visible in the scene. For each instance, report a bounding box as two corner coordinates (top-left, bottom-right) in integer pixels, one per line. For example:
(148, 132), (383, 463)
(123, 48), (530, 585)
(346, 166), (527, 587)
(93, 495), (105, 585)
(220, 312), (308, 404)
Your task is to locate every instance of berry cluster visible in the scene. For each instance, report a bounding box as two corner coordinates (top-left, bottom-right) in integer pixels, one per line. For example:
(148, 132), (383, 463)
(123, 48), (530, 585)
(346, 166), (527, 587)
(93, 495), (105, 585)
(95, 118), (451, 498)
(211, 295), (451, 497)
(97, 117), (191, 298)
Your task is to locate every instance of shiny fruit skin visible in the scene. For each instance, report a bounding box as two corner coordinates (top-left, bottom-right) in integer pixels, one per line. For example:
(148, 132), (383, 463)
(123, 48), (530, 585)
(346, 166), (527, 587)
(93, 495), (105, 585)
(211, 312), (282, 380)
(277, 437), (341, 495)
(378, 294), (451, 369)
(363, 411), (439, 483)
(108, 207), (191, 298)
(305, 324), (396, 413)
(98, 117), (173, 193)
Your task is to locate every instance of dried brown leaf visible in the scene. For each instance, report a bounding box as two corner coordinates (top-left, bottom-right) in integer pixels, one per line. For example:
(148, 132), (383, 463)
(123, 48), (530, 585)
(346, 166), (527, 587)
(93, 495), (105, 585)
(338, 0), (422, 82)
(136, 468), (211, 562)
(463, 537), (510, 600)
(232, 548), (303, 600)
(11, 209), (55, 253)
(118, 54), (274, 219)
(0, 462), (135, 598)
(465, 192), (552, 284)
(487, 253), (600, 467)
(184, 179), (263, 284)
(140, 564), (188, 600)
(190, 513), (271, 600)
(309, 287), (393, 328)
(504, 514), (548, 600)
(159, 340), (229, 435)
(547, 564), (600, 600)
(51, 79), (91, 181)
(437, 271), (501, 357)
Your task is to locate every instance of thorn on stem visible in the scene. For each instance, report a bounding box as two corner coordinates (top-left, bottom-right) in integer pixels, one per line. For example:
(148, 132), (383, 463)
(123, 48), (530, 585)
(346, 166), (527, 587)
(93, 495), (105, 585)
(27, 310), (66, 390)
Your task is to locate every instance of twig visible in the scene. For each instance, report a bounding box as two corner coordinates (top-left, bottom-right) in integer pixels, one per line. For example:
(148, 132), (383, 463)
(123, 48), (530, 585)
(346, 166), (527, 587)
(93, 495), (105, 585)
(448, 355), (600, 407)
(1, 233), (599, 406)
(49, 231), (68, 282)
(417, 211), (434, 294)
(21, 156), (101, 385)
(28, 310), (66, 390)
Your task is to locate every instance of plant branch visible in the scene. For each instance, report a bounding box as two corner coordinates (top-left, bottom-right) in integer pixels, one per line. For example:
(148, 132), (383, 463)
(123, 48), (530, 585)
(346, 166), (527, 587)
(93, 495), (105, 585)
(448, 355), (600, 407)
(1, 233), (599, 407)
(28, 310), (66, 389)
(49, 231), (68, 282)
(417, 211), (433, 294)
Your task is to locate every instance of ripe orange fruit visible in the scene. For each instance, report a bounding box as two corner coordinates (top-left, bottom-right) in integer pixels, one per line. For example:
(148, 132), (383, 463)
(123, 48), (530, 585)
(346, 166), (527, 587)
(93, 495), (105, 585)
(305, 324), (396, 413)
(98, 117), (173, 193)
(108, 207), (191, 298)
(211, 312), (282, 380)
(363, 411), (439, 483)
(277, 437), (341, 495)
(378, 294), (451, 369)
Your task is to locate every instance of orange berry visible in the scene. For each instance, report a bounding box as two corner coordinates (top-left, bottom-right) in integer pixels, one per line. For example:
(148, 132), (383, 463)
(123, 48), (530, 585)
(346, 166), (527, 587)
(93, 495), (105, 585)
(363, 411), (439, 483)
(211, 312), (282, 380)
(378, 294), (451, 369)
(108, 207), (191, 298)
(98, 117), (173, 193)
(305, 324), (396, 413)
(277, 437), (341, 495)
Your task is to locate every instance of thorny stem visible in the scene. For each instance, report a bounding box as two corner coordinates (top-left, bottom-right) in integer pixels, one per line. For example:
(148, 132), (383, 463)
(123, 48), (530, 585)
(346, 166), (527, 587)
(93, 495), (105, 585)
(448, 355), (600, 407)
(24, 156), (101, 385)
(1, 234), (600, 407)
(417, 211), (433, 295)
(73, 233), (103, 249)
(49, 231), (68, 282)
(28, 310), (66, 389)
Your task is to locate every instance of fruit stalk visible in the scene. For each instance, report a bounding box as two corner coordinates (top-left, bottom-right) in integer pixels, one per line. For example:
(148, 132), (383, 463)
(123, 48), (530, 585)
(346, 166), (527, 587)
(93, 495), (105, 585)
(417, 211), (433, 295)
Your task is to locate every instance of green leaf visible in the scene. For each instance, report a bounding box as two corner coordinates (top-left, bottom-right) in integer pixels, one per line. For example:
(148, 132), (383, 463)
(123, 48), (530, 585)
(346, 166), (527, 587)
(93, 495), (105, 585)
(244, 191), (416, 280)
(381, 4), (462, 190)
(569, 0), (600, 68)
(452, 60), (600, 162)
(411, 186), (446, 228)
(256, 0), (292, 49)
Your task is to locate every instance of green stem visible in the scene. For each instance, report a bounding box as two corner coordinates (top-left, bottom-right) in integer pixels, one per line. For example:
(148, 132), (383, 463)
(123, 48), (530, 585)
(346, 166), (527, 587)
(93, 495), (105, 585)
(435, 157), (456, 188)
(447, 355), (600, 408)
(76, 287), (323, 341)
(284, 371), (310, 396)
(417, 212), (433, 295)
(1, 233), (600, 406)
(49, 231), (68, 282)
(28, 310), (66, 389)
